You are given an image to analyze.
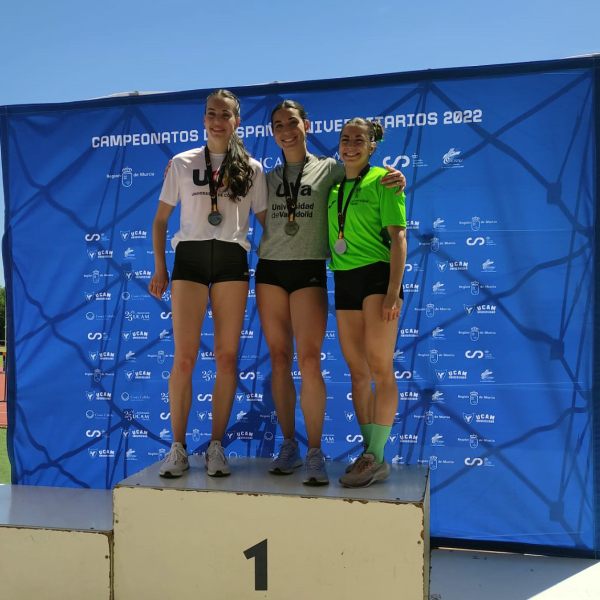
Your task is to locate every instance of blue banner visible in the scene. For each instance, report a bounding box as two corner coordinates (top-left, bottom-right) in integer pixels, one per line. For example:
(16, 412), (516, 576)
(1, 58), (597, 554)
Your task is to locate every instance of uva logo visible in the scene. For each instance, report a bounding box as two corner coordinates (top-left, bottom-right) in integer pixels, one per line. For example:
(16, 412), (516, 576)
(160, 312), (172, 319)
(346, 434), (364, 443)
(160, 412), (170, 420)
(197, 394), (213, 402)
(464, 457), (484, 467)
(465, 350), (484, 359)
(239, 371), (256, 380)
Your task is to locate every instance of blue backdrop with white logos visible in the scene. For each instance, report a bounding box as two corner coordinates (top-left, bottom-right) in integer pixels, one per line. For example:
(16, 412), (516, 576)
(1, 57), (598, 555)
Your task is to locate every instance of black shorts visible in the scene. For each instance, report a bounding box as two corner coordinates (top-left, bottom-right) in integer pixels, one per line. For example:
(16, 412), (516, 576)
(333, 261), (404, 311)
(172, 240), (249, 285)
(255, 259), (327, 294)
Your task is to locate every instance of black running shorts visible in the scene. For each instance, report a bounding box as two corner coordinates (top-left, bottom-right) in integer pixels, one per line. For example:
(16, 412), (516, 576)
(171, 240), (249, 285)
(255, 259), (327, 294)
(333, 261), (404, 310)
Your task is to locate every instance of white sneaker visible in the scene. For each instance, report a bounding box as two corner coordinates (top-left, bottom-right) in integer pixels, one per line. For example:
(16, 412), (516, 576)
(205, 440), (231, 477)
(159, 442), (189, 478)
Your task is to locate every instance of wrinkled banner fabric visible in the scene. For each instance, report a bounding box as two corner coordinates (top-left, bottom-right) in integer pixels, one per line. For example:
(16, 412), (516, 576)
(1, 57), (598, 554)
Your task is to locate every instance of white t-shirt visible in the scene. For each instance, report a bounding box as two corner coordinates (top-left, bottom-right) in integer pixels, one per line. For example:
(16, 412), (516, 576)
(159, 146), (268, 252)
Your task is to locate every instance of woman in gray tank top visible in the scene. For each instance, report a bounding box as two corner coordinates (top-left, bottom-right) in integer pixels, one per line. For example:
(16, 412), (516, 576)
(256, 100), (405, 485)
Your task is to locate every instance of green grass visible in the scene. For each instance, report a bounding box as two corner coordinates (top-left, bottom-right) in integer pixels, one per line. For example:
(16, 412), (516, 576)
(0, 427), (11, 484)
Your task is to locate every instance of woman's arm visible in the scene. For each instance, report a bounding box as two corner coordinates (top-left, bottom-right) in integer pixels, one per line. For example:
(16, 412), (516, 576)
(253, 209), (267, 229)
(379, 166), (406, 195)
(149, 201), (175, 299)
(382, 225), (407, 323)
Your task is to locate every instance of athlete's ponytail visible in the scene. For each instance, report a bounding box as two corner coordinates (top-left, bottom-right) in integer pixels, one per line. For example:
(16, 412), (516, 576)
(206, 89), (254, 201)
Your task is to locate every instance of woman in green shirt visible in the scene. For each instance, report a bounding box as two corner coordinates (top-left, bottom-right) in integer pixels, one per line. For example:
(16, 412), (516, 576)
(327, 118), (407, 488)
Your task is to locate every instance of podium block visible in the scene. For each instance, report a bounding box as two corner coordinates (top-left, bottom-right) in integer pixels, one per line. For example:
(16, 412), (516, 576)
(114, 457), (429, 600)
(0, 485), (113, 600)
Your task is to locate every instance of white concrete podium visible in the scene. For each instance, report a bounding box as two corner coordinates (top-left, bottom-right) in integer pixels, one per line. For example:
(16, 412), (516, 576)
(114, 457), (430, 600)
(0, 485), (113, 600)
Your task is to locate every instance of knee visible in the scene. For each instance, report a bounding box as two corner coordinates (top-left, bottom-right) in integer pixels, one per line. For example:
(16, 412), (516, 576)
(297, 352), (322, 376)
(349, 368), (372, 389)
(269, 348), (293, 373)
(214, 349), (238, 374)
(172, 354), (197, 376)
(366, 355), (394, 384)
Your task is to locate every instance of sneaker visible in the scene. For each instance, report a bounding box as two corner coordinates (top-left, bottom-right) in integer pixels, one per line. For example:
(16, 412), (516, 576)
(303, 448), (329, 486)
(159, 442), (189, 478)
(346, 443), (368, 473)
(269, 439), (302, 474)
(339, 453), (390, 488)
(205, 440), (231, 477)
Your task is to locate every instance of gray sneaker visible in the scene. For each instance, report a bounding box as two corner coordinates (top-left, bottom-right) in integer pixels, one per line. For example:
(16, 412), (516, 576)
(159, 442), (189, 478)
(205, 440), (231, 477)
(339, 453), (390, 488)
(303, 448), (329, 486)
(269, 439), (302, 474)
(346, 443), (368, 473)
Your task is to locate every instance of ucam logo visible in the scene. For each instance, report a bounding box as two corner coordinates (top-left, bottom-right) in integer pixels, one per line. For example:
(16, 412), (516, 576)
(346, 434), (364, 443)
(394, 370), (412, 380)
(463, 413), (475, 424)
(465, 350), (484, 359)
(344, 411), (355, 422)
(383, 155), (410, 169)
(464, 457), (484, 467)
(239, 371), (256, 380)
(466, 237), (485, 246)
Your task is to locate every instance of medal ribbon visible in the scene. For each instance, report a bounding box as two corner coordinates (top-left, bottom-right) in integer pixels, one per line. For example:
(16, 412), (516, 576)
(205, 148), (228, 215)
(282, 155), (309, 225)
(336, 163), (371, 240)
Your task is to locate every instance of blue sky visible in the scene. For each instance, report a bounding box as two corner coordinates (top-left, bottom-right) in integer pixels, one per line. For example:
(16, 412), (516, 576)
(0, 0), (599, 287)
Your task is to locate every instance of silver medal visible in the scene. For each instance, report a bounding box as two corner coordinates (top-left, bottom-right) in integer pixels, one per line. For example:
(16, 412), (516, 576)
(334, 238), (347, 254)
(208, 211), (222, 226)
(284, 221), (300, 236)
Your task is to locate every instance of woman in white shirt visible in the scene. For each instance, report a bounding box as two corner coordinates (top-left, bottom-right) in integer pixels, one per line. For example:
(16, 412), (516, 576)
(149, 89), (267, 478)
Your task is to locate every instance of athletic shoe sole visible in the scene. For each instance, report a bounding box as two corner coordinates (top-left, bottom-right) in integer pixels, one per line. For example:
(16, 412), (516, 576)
(159, 464), (189, 478)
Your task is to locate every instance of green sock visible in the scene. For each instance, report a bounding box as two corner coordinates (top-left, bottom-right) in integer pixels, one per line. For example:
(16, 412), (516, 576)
(366, 424), (392, 463)
(359, 423), (373, 447)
